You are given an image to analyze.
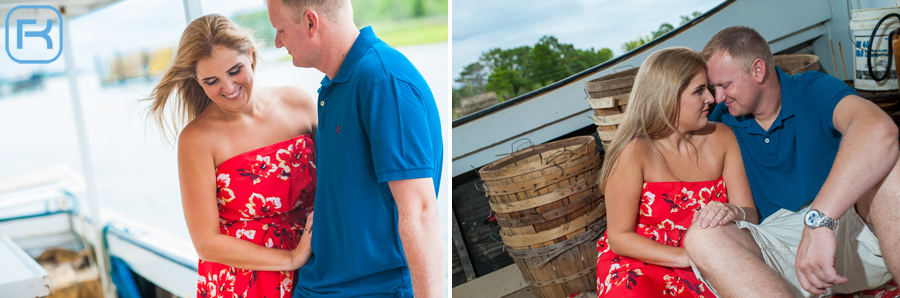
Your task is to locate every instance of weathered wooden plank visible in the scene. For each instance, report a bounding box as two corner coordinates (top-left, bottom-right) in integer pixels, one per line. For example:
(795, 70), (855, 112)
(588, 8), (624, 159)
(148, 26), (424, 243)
(452, 210), (477, 282)
(452, 175), (515, 278)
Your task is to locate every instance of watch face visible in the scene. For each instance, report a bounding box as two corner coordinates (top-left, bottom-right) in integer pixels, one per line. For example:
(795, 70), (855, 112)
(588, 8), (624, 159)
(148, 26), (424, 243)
(805, 210), (819, 226)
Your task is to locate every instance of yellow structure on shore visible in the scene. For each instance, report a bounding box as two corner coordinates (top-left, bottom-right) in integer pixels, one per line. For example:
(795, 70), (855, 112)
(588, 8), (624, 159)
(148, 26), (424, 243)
(103, 47), (173, 84)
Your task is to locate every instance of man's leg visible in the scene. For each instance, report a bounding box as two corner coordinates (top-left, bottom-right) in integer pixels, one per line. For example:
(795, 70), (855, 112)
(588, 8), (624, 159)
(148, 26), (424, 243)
(859, 157), (900, 285)
(684, 222), (794, 298)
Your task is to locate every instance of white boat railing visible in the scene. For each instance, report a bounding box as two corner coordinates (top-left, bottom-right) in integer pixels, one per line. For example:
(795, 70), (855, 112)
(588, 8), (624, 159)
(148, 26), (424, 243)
(0, 235), (53, 298)
(0, 166), (199, 297)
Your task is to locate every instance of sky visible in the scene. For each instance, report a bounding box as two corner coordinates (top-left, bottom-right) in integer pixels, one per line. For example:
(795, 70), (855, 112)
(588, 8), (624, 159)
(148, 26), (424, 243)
(1, 0), (727, 83)
(0, 0), (267, 80)
(451, 0), (724, 82)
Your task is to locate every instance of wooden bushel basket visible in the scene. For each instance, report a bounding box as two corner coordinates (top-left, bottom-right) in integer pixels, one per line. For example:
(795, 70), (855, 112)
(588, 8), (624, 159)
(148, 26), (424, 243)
(774, 54), (820, 75)
(584, 68), (639, 98)
(478, 136), (605, 298)
(506, 220), (606, 298)
(584, 68), (638, 150)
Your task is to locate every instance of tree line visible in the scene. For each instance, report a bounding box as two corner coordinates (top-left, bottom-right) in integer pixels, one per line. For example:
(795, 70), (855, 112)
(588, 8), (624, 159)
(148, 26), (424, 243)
(233, 0), (448, 48)
(453, 11), (702, 119)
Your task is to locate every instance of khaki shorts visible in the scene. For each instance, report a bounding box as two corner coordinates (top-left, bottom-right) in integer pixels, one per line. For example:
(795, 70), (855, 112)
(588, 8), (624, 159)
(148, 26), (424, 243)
(691, 205), (891, 297)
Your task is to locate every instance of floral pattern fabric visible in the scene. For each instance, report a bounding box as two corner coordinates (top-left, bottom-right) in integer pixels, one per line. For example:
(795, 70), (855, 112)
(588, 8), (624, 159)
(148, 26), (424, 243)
(197, 135), (316, 298)
(596, 177), (726, 298)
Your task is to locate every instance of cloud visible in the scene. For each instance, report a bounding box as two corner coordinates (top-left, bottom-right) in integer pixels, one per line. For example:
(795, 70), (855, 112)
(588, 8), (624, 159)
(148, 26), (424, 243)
(453, 0), (585, 42)
(452, 0), (723, 80)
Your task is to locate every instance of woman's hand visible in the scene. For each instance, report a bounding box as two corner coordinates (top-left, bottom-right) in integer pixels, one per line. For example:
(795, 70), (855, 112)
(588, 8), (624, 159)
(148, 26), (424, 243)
(692, 201), (737, 228)
(290, 211), (314, 269)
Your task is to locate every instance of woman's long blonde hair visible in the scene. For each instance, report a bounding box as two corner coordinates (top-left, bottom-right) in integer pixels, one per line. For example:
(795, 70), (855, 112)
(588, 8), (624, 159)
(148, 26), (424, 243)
(597, 47), (707, 190)
(145, 14), (260, 142)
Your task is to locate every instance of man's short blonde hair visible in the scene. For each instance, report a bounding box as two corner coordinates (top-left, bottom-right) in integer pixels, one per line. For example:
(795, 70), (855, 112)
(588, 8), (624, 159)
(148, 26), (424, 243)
(701, 26), (775, 74)
(279, 0), (353, 25)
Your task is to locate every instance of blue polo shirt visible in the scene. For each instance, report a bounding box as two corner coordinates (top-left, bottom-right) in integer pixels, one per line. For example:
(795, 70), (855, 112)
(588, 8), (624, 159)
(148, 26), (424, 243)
(293, 26), (443, 297)
(709, 67), (856, 220)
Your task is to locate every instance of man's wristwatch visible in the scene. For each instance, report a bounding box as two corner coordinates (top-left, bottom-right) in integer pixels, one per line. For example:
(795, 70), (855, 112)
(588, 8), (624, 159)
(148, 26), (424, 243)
(803, 209), (838, 231)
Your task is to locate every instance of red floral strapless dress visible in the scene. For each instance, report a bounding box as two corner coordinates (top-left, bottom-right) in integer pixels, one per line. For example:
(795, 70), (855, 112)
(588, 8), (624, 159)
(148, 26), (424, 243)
(596, 177), (726, 298)
(197, 135), (316, 298)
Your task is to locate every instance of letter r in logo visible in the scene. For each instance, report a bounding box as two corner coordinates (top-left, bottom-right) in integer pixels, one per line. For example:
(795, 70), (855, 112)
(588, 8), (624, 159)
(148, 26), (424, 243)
(17, 19), (53, 49)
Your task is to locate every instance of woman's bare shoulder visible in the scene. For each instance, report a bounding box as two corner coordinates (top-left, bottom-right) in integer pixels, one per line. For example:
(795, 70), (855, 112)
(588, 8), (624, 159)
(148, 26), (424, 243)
(269, 85), (314, 112)
(178, 115), (219, 151)
(617, 137), (649, 165)
(709, 122), (736, 142)
(693, 121), (732, 139)
(697, 122), (738, 153)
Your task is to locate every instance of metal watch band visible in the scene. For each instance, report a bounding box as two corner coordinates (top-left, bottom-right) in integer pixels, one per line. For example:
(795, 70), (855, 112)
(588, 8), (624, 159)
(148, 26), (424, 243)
(819, 215), (837, 231)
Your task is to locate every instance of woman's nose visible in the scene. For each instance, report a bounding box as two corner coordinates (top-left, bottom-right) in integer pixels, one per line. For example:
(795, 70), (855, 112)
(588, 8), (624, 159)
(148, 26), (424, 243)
(222, 79), (235, 93)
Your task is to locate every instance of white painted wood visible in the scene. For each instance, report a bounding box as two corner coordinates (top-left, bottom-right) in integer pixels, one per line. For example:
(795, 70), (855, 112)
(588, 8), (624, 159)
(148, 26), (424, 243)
(104, 208), (199, 297)
(0, 235), (53, 297)
(0, 165), (83, 197)
(0, 213), (77, 255)
(106, 233), (198, 297)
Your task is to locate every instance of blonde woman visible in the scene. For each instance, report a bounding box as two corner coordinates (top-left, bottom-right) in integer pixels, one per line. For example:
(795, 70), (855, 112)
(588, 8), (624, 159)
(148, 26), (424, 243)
(146, 14), (316, 298)
(595, 47), (757, 298)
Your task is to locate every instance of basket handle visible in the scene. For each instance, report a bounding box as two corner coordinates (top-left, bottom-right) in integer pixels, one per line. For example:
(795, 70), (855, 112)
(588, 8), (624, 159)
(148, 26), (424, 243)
(545, 149), (575, 179)
(613, 65), (635, 72)
(474, 181), (488, 197)
(545, 149), (575, 166)
(510, 138), (535, 154)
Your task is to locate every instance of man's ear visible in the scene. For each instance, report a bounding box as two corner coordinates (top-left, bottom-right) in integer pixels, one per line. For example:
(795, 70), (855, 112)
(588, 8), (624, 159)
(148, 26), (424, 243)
(751, 58), (767, 84)
(304, 10), (319, 37)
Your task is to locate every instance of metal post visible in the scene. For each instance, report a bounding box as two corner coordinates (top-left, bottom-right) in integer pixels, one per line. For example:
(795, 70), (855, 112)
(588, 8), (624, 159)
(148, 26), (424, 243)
(182, 0), (203, 24)
(61, 14), (113, 298)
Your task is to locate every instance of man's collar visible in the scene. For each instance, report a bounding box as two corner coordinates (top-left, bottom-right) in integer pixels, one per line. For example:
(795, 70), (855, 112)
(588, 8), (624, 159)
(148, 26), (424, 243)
(774, 66), (795, 119)
(330, 26), (378, 84)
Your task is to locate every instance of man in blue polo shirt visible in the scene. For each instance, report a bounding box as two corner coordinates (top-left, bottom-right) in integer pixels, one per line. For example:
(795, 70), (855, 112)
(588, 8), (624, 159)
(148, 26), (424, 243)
(684, 26), (900, 297)
(267, 0), (445, 297)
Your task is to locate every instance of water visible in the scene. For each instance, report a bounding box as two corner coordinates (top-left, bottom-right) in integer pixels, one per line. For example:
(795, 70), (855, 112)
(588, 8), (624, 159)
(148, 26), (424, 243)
(0, 42), (451, 252)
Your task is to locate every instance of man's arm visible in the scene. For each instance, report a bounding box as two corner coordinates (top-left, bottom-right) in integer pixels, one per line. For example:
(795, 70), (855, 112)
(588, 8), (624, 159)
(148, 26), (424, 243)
(814, 94), (898, 222)
(389, 178), (445, 298)
(796, 94), (899, 294)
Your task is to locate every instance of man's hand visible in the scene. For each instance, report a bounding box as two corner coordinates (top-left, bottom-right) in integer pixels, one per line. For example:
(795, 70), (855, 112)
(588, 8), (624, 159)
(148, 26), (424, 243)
(795, 226), (847, 294)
